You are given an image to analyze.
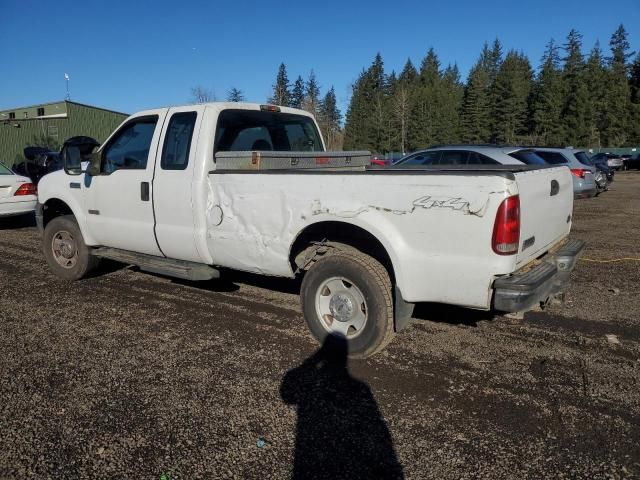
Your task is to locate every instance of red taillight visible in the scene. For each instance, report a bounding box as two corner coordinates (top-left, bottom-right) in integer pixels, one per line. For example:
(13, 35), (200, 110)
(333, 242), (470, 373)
(14, 183), (37, 196)
(570, 168), (588, 179)
(492, 195), (520, 255)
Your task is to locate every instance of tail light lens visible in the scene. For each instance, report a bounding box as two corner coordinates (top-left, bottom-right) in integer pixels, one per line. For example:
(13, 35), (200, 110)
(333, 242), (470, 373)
(492, 195), (520, 255)
(14, 183), (37, 196)
(570, 168), (589, 179)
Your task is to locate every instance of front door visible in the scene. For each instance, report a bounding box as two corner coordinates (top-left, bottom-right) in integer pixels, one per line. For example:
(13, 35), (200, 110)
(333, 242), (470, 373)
(85, 110), (167, 256)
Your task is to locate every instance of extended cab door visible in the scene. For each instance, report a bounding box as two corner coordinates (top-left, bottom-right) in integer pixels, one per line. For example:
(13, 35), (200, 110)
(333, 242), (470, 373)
(151, 106), (203, 262)
(85, 110), (167, 255)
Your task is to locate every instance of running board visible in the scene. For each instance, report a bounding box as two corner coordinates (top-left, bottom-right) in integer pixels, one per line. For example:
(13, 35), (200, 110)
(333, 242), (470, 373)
(91, 247), (220, 281)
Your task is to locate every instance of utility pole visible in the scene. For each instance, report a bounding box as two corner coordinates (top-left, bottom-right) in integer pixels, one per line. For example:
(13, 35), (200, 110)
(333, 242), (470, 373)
(64, 73), (70, 100)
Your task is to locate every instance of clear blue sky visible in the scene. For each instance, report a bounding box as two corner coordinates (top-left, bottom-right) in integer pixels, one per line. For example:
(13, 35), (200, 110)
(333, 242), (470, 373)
(1, 0), (638, 115)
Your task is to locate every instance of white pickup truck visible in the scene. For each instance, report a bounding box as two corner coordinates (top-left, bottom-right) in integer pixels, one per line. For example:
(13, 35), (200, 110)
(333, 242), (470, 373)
(36, 103), (584, 357)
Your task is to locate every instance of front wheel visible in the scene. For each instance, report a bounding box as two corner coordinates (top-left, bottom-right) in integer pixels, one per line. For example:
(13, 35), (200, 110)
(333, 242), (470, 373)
(43, 215), (99, 281)
(300, 246), (395, 358)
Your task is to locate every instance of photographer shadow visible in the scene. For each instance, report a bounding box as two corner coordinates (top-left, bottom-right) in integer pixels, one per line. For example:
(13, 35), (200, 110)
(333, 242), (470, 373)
(280, 334), (404, 480)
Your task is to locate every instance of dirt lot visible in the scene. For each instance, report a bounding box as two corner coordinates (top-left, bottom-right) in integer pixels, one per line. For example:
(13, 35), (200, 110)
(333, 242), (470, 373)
(1, 173), (639, 479)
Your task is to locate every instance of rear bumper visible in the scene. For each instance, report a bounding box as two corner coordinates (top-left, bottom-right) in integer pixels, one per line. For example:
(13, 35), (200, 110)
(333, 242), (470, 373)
(492, 239), (585, 312)
(574, 187), (597, 199)
(0, 197), (37, 217)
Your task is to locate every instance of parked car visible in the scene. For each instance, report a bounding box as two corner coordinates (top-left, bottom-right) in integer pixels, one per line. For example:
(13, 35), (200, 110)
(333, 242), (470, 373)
(533, 148), (597, 199)
(622, 154), (640, 170)
(369, 156), (388, 167)
(14, 136), (100, 185)
(574, 151), (614, 185)
(0, 162), (38, 218)
(37, 103), (583, 357)
(391, 145), (546, 167)
(591, 152), (624, 171)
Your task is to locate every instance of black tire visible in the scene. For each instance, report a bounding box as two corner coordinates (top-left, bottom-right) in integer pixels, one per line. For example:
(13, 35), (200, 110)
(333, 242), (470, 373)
(300, 245), (394, 358)
(43, 215), (99, 281)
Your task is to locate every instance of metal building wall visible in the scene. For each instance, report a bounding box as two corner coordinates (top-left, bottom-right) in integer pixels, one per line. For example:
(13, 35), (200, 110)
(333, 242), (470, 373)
(0, 101), (127, 168)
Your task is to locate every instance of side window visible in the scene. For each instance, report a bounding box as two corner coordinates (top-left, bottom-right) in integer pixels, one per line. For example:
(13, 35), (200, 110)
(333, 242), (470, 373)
(402, 151), (441, 166)
(161, 112), (197, 170)
(230, 127), (273, 150)
(535, 151), (567, 164)
(468, 151), (499, 165)
(440, 150), (468, 165)
(102, 117), (158, 173)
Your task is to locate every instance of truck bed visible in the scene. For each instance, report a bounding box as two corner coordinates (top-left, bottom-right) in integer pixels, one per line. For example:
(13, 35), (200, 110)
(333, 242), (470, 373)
(203, 164), (573, 308)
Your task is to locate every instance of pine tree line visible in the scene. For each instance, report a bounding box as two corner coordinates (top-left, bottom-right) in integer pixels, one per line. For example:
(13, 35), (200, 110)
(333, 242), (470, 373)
(268, 64), (343, 149)
(344, 25), (640, 153)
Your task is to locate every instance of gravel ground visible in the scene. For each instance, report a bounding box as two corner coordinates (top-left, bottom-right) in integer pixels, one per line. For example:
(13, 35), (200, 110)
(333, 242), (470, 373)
(0, 172), (639, 479)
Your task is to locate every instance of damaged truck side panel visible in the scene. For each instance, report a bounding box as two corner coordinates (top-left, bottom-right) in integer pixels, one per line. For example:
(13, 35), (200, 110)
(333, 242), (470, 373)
(204, 173), (520, 308)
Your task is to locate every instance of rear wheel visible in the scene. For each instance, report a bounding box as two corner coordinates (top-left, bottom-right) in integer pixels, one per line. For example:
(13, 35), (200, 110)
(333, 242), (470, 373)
(43, 215), (99, 281)
(300, 245), (395, 358)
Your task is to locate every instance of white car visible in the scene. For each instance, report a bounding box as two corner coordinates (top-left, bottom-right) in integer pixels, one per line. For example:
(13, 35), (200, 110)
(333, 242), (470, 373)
(0, 163), (37, 218)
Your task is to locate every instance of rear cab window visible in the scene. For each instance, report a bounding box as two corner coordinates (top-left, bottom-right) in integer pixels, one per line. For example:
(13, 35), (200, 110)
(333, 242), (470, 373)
(214, 110), (322, 153)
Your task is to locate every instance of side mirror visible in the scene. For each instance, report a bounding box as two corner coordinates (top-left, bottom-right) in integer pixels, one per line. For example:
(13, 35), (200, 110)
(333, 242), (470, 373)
(63, 148), (101, 176)
(63, 146), (83, 175)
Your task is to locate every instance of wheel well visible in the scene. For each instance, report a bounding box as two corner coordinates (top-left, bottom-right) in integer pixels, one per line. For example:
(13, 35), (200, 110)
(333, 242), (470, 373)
(43, 199), (73, 227)
(290, 221), (395, 280)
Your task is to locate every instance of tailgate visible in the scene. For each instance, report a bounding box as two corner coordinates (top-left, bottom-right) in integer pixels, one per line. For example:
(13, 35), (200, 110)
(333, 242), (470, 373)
(514, 167), (573, 266)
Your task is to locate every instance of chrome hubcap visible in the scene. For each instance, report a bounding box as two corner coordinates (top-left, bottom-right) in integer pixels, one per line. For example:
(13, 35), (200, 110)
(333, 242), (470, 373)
(315, 277), (368, 338)
(52, 230), (78, 269)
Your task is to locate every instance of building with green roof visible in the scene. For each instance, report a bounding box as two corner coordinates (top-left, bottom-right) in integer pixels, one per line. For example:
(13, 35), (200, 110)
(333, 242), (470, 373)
(0, 100), (128, 167)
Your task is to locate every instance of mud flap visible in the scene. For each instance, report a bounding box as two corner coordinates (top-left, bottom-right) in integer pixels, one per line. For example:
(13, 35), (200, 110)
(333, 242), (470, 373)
(394, 285), (415, 332)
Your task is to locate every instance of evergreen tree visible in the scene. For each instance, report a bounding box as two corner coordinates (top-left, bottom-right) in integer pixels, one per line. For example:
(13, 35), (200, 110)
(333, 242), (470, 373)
(630, 53), (640, 103)
(602, 24), (633, 146)
(410, 48), (441, 148)
(268, 63), (290, 106)
(629, 53), (640, 143)
(461, 47), (492, 143)
(531, 39), (564, 145)
(303, 70), (322, 116)
(583, 42), (608, 147)
(344, 53), (388, 153)
(226, 87), (244, 102)
(492, 51), (533, 144)
(487, 39), (505, 139)
(399, 58), (418, 83)
(290, 76), (305, 109)
(319, 86), (343, 150)
(392, 59), (418, 152)
(488, 39), (504, 83)
(561, 29), (589, 146)
(439, 64), (463, 143)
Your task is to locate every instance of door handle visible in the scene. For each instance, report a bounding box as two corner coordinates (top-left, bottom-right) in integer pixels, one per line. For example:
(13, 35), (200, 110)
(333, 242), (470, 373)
(141, 182), (150, 201)
(550, 179), (559, 196)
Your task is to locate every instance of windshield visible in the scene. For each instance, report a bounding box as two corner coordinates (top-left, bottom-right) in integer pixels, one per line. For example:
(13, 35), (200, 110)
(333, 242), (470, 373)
(214, 110), (323, 152)
(508, 150), (546, 165)
(574, 151), (592, 166)
(0, 163), (14, 175)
